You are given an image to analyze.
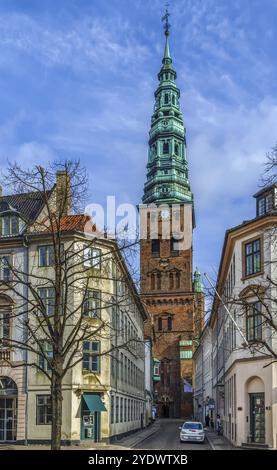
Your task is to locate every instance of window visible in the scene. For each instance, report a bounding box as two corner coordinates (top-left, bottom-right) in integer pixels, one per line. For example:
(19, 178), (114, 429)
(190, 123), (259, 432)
(174, 142), (179, 155)
(110, 395), (114, 424)
(246, 302), (262, 341)
(124, 356), (127, 382)
(180, 350), (193, 359)
(115, 397), (119, 423)
(38, 341), (53, 371)
(0, 311), (10, 345)
(164, 94), (169, 104)
(179, 340), (192, 346)
(120, 397), (123, 423)
(257, 193), (273, 216)
(120, 353), (124, 381)
(82, 341), (100, 373)
(157, 273), (161, 290)
(169, 272), (174, 289)
(183, 422), (202, 430)
(176, 272), (180, 288)
(82, 290), (101, 318)
(127, 359), (130, 385)
(168, 317), (173, 331)
(37, 287), (55, 316)
(244, 239), (261, 276)
(0, 255), (11, 281)
(1, 216), (19, 237)
(151, 273), (155, 290)
(151, 239), (160, 257)
(158, 317), (163, 331)
(38, 245), (54, 267)
(123, 398), (126, 422)
(84, 247), (102, 269)
(172, 95), (176, 105)
(171, 237), (179, 254)
(36, 395), (52, 425)
(163, 142), (169, 154)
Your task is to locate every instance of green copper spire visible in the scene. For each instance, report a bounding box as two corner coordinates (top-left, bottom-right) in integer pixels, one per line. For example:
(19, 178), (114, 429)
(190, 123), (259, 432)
(163, 33), (171, 62)
(194, 268), (204, 294)
(142, 14), (193, 206)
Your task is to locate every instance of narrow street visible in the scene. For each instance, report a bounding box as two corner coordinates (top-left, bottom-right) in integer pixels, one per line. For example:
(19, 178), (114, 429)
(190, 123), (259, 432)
(135, 419), (211, 450)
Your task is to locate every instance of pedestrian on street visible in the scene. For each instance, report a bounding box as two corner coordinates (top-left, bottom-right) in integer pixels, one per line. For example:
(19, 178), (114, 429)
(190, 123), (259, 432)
(210, 418), (214, 430)
(205, 414), (210, 428)
(216, 414), (222, 435)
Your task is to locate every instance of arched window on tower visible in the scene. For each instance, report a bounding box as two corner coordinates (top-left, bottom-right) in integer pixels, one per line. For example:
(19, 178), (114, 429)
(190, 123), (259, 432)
(176, 272), (181, 289)
(158, 317), (163, 331)
(172, 95), (176, 105)
(164, 93), (169, 104)
(157, 272), (161, 290)
(169, 272), (174, 290)
(163, 142), (169, 154)
(151, 273), (155, 290)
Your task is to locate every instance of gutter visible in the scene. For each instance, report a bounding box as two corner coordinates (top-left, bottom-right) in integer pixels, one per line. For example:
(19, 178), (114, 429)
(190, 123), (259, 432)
(23, 234), (29, 446)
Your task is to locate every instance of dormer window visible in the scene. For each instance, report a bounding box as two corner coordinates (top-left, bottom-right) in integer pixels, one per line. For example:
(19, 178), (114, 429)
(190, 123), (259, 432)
(257, 193), (273, 216)
(1, 215), (19, 237)
(254, 185), (276, 217)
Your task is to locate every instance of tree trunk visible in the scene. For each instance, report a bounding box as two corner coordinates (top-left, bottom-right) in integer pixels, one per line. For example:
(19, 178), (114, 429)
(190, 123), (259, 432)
(51, 373), (63, 450)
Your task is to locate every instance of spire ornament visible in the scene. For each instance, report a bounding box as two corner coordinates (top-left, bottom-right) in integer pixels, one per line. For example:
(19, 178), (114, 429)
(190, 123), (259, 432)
(162, 3), (171, 36)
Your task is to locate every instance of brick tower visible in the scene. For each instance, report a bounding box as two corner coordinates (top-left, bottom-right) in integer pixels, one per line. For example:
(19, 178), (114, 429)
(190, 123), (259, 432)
(140, 15), (204, 419)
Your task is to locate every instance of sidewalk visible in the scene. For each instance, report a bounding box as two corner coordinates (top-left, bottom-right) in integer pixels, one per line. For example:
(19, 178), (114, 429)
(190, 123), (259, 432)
(114, 421), (160, 448)
(0, 422), (160, 451)
(206, 429), (236, 450)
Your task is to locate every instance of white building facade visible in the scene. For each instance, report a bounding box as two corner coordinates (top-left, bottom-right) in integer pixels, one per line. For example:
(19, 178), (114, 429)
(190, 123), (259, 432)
(195, 185), (277, 449)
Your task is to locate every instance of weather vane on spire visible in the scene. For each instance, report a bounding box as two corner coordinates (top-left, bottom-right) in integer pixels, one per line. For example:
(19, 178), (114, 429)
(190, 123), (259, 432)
(162, 3), (171, 36)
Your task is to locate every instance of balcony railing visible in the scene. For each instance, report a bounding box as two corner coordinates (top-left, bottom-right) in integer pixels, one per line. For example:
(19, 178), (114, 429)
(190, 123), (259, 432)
(0, 350), (11, 361)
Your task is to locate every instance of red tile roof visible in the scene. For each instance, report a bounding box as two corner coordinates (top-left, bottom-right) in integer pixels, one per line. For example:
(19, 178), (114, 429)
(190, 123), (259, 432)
(60, 214), (96, 233)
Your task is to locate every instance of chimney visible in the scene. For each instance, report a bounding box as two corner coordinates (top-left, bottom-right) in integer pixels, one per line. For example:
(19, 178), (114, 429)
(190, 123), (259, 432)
(56, 170), (71, 216)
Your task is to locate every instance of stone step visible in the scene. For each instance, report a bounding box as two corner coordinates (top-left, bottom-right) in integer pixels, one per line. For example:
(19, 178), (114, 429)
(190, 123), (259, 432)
(241, 442), (269, 449)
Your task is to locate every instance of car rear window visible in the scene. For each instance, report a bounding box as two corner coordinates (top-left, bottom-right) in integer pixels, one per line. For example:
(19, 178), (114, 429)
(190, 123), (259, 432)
(183, 422), (202, 430)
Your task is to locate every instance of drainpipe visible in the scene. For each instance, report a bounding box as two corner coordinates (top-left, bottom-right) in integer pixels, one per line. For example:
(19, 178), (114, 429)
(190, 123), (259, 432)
(23, 235), (29, 446)
(201, 341), (204, 424)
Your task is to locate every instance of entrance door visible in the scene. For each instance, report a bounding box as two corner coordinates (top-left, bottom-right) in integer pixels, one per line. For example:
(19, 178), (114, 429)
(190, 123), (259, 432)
(250, 393), (265, 443)
(81, 411), (100, 441)
(0, 398), (17, 441)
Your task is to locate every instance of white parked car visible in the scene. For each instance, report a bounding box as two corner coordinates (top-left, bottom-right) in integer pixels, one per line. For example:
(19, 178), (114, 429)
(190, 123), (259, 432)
(179, 421), (205, 443)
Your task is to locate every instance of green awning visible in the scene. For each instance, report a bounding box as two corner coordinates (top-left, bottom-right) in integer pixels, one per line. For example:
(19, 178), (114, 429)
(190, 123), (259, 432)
(82, 394), (107, 412)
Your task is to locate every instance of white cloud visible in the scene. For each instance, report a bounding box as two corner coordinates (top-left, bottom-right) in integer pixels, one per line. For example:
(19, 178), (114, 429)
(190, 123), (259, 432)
(0, 13), (150, 72)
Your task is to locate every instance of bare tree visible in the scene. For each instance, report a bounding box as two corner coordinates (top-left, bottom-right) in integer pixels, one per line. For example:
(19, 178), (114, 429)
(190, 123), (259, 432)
(262, 142), (277, 186)
(0, 160), (144, 450)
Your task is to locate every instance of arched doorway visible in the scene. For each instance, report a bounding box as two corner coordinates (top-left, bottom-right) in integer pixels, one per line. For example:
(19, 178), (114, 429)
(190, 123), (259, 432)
(0, 377), (18, 441)
(247, 376), (265, 444)
(161, 403), (170, 418)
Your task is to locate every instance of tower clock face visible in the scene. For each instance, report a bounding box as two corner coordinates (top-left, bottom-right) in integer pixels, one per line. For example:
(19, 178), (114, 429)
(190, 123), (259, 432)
(160, 209), (170, 220)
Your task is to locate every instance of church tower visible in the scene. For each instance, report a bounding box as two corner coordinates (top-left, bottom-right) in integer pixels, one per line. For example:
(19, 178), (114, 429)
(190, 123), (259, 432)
(140, 12), (204, 419)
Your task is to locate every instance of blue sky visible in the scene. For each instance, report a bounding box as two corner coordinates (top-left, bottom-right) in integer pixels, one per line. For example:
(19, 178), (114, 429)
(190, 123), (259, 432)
(0, 0), (277, 282)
